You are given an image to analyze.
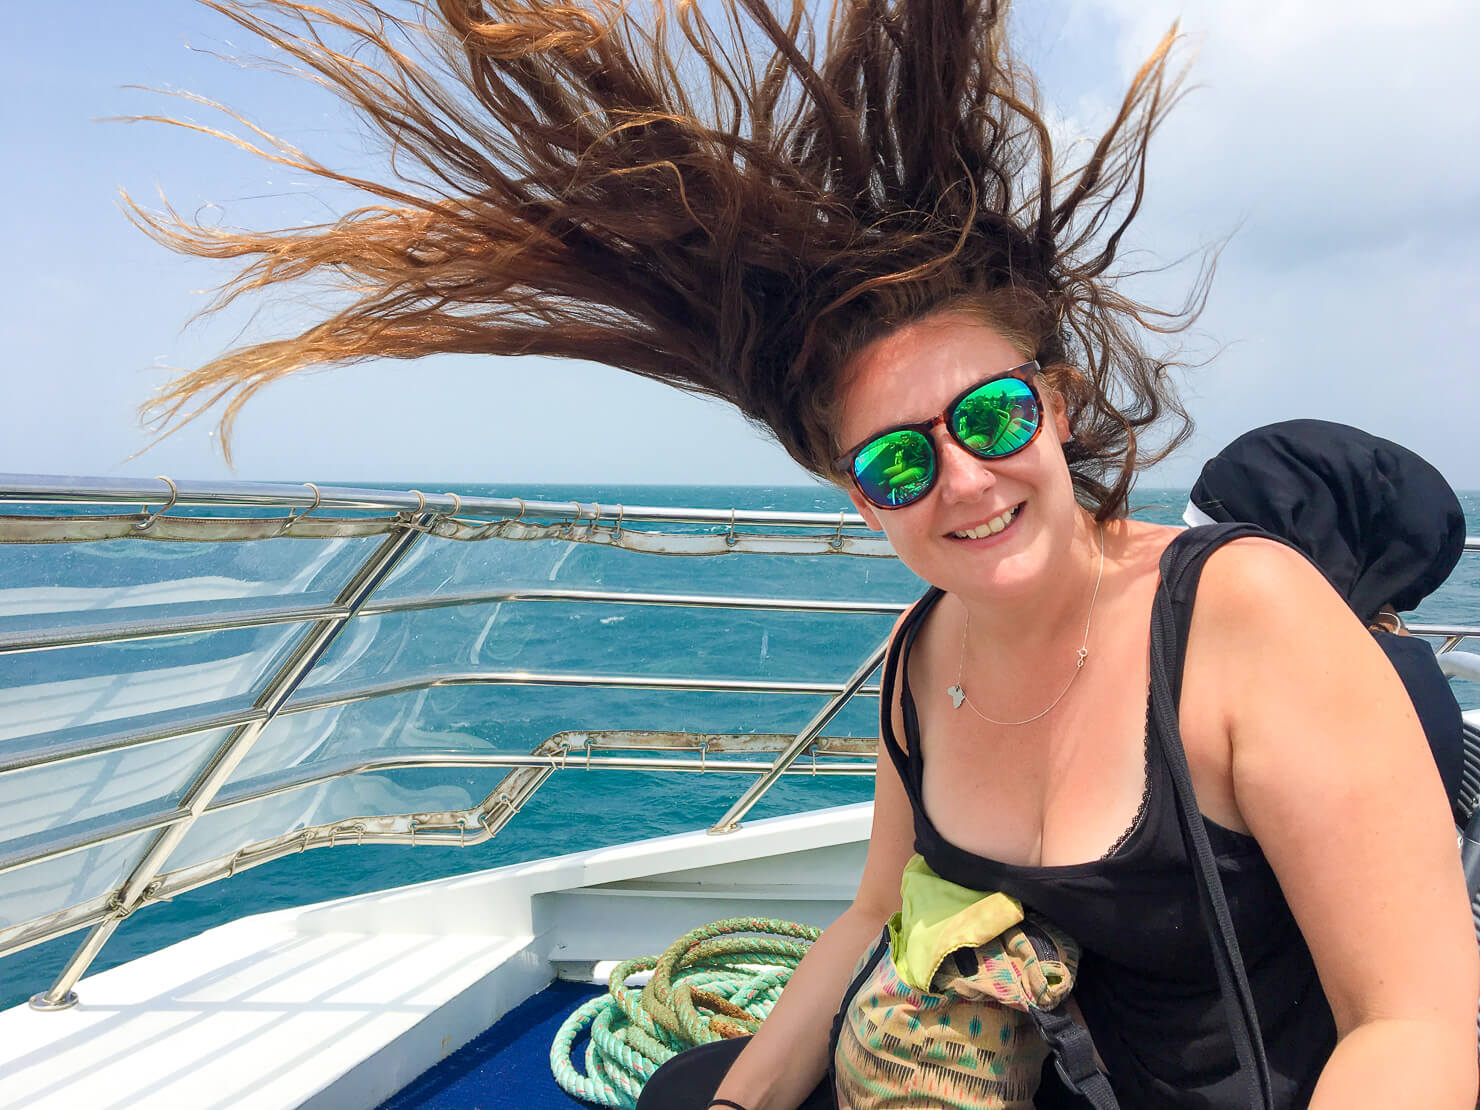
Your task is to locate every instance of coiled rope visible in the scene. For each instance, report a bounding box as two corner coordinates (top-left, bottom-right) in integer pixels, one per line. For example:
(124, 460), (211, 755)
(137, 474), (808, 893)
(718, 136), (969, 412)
(550, 916), (821, 1107)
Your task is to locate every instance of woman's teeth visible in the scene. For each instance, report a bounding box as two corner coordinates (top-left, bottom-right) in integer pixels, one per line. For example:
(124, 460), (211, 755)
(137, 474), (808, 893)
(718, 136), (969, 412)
(952, 505), (1020, 539)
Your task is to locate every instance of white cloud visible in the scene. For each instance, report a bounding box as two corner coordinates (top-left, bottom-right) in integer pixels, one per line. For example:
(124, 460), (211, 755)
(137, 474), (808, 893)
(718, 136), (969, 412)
(1032, 0), (1480, 486)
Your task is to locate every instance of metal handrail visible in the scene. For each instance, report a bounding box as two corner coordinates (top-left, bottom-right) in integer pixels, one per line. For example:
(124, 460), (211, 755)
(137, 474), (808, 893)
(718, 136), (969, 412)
(0, 669), (883, 785)
(0, 598), (349, 655)
(1409, 623), (1480, 641)
(359, 587), (907, 618)
(0, 807), (191, 878)
(0, 587), (905, 657)
(211, 748), (876, 814)
(2, 473), (1473, 545)
(281, 670), (882, 717)
(0, 700), (267, 777)
(0, 473), (870, 528)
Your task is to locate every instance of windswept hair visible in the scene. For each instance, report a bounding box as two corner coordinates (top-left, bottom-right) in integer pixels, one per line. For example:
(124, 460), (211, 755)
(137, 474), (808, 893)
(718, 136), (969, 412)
(132, 0), (1201, 517)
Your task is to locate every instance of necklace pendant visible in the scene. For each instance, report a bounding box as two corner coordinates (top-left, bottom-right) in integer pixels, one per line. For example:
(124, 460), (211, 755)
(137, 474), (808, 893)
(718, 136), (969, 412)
(947, 684), (966, 710)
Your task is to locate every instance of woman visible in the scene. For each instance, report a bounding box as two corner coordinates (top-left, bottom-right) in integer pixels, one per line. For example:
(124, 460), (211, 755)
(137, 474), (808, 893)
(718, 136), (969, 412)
(136, 1), (1478, 1105)
(670, 325), (1477, 1110)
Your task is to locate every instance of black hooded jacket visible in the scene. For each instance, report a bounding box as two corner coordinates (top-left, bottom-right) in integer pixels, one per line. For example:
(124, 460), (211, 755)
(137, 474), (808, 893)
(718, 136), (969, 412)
(1187, 419), (1465, 813)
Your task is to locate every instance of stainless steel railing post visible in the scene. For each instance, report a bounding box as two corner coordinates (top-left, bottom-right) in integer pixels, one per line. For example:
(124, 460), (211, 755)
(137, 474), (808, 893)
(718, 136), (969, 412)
(28, 512), (434, 1011)
(708, 633), (891, 834)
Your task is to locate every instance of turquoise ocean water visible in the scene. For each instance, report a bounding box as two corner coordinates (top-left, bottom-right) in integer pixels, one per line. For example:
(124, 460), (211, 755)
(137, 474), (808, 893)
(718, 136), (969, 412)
(2, 483), (1478, 1011)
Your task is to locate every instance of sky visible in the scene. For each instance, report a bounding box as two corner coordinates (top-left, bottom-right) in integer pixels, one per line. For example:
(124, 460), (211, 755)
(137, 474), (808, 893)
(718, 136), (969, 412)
(3, 0), (1478, 490)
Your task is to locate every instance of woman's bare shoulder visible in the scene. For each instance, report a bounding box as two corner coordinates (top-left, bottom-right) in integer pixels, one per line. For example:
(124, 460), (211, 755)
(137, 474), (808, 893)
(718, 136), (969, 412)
(1193, 535), (1340, 638)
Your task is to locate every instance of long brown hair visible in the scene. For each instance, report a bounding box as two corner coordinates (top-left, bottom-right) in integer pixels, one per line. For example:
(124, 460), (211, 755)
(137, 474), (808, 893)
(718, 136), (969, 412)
(132, 0), (1200, 517)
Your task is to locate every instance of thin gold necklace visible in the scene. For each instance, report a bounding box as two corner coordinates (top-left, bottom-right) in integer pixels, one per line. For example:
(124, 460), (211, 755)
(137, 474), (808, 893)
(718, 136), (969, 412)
(946, 523), (1105, 727)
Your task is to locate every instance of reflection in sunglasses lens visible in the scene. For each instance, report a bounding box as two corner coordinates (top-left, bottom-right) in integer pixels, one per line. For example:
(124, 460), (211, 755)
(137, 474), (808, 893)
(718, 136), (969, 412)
(855, 429), (934, 506)
(954, 378), (1038, 457)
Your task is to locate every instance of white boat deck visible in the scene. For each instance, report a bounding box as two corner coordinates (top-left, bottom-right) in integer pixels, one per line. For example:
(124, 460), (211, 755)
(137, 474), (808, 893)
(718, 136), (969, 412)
(0, 804), (870, 1110)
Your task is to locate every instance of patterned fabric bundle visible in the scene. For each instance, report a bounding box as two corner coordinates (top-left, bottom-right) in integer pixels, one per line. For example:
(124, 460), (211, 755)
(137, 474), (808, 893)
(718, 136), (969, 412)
(833, 856), (1082, 1109)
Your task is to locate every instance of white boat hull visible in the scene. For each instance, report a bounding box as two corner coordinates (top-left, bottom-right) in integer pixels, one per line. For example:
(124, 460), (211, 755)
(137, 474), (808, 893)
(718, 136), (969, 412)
(0, 803), (871, 1110)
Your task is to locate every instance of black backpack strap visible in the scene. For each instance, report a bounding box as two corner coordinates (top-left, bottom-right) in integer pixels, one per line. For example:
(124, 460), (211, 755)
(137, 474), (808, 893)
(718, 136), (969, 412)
(1028, 1005), (1121, 1110)
(1151, 523), (1291, 1110)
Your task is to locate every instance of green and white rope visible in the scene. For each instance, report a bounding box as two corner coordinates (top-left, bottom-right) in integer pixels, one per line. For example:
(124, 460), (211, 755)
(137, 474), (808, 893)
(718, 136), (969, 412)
(550, 916), (821, 1108)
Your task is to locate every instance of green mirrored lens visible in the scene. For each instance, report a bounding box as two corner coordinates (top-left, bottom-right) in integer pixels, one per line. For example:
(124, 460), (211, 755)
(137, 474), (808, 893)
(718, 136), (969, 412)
(952, 377), (1039, 458)
(854, 429), (935, 507)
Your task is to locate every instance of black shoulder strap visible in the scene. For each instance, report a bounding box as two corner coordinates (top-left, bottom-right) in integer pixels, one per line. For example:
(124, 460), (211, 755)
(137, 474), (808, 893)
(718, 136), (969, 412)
(878, 587), (943, 776)
(1029, 1005), (1121, 1110)
(1151, 523), (1287, 1110)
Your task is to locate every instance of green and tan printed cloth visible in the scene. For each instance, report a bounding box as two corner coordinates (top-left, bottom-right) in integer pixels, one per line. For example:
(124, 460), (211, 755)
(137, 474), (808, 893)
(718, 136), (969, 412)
(834, 855), (1081, 1109)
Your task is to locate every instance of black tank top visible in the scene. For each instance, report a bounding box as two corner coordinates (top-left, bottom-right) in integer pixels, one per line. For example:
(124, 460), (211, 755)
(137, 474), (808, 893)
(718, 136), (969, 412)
(879, 526), (1337, 1108)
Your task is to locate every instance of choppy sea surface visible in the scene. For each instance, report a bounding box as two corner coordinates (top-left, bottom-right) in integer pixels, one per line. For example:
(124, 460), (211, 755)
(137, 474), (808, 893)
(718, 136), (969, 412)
(2, 483), (1478, 1010)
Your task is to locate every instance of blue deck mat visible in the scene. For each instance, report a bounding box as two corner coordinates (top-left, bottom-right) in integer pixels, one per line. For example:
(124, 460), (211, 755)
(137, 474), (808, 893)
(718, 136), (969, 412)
(377, 980), (609, 1110)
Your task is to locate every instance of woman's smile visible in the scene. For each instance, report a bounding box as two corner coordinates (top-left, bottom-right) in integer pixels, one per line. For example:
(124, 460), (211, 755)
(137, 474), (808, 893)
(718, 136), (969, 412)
(945, 501), (1025, 544)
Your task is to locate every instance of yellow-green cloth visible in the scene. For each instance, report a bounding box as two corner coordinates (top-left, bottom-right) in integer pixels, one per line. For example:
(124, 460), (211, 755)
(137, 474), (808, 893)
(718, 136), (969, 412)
(887, 854), (1024, 991)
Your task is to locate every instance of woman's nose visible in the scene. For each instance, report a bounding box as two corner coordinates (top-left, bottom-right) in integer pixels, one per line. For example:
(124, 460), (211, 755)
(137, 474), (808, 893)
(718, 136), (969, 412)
(933, 428), (997, 503)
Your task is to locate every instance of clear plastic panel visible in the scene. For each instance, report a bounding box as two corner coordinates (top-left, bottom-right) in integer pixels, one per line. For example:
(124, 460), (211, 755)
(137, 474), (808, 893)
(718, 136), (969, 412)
(239, 680), (882, 781)
(0, 529), (392, 743)
(374, 527), (921, 604)
(161, 767), (495, 874)
(163, 678), (883, 874)
(190, 514), (904, 867)
(0, 490), (912, 930)
(0, 533), (381, 617)
(0, 727), (235, 843)
(298, 601), (900, 692)
(0, 625), (301, 742)
(0, 828), (159, 930)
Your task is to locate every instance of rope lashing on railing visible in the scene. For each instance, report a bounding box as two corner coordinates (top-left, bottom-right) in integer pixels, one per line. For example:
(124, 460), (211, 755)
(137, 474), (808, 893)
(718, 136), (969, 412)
(550, 916), (821, 1108)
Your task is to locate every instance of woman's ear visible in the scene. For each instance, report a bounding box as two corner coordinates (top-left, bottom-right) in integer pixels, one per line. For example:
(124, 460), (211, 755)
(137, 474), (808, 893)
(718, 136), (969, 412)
(1041, 375), (1073, 444)
(845, 486), (885, 532)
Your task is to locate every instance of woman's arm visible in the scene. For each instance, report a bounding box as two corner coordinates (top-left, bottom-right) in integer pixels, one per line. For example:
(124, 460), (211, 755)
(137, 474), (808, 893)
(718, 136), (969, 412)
(710, 903), (897, 1109)
(1195, 540), (1479, 1109)
(711, 620), (919, 1110)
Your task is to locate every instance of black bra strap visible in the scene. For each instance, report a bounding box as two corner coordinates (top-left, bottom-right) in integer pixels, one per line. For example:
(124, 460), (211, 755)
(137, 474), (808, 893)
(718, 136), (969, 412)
(1151, 523), (1288, 1110)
